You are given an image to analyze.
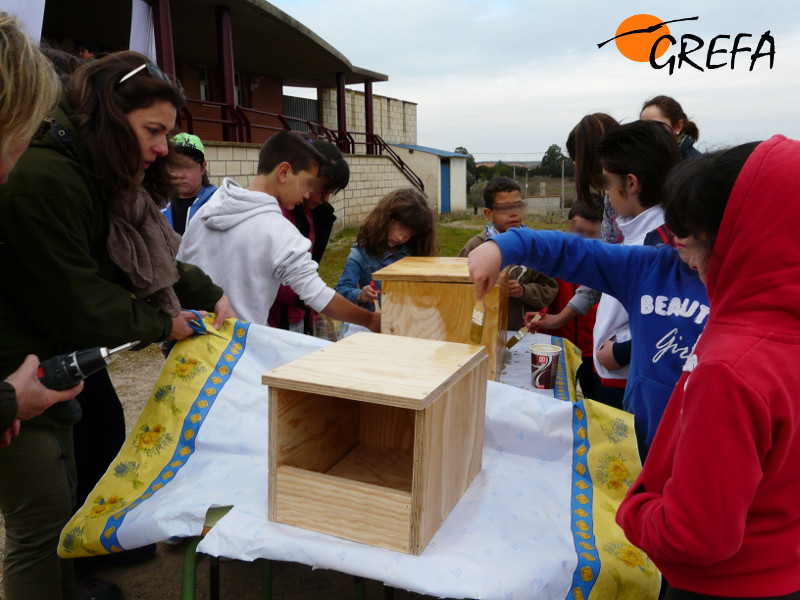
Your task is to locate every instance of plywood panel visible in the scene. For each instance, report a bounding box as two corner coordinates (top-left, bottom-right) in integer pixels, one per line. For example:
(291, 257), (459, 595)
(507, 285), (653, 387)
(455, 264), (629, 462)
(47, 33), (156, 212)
(275, 466), (413, 553)
(414, 360), (487, 552)
(326, 444), (413, 492)
(381, 281), (473, 341)
(373, 256), (472, 282)
(378, 271), (508, 381)
(270, 388), (358, 473)
(360, 404), (415, 450)
(262, 333), (485, 410)
(485, 272), (509, 380)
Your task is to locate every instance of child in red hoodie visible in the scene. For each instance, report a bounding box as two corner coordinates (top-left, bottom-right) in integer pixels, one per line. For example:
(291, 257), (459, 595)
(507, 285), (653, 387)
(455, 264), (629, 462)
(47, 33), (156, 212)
(617, 136), (800, 600)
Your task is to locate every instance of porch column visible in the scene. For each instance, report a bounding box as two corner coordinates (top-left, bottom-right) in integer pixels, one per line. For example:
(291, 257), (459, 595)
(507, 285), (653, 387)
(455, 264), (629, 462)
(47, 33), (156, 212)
(216, 5), (238, 141)
(364, 80), (375, 155)
(151, 0), (175, 78)
(336, 72), (348, 153)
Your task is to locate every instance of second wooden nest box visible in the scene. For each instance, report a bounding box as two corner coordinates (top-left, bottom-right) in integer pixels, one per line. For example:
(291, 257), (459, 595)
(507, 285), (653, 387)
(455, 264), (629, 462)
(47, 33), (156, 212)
(263, 332), (487, 555)
(373, 256), (509, 380)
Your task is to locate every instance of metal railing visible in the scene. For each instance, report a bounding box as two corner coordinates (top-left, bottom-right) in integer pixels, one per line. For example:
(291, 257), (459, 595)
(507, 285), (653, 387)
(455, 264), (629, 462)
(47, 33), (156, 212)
(176, 99), (246, 142)
(368, 133), (425, 191)
(177, 100), (423, 191)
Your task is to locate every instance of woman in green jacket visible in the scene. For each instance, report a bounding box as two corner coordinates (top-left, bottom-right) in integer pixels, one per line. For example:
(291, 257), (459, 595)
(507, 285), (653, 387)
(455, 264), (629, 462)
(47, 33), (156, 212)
(0, 50), (233, 600)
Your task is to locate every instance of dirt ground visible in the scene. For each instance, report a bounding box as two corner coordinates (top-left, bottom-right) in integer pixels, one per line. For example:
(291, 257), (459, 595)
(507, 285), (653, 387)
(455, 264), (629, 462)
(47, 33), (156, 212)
(0, 346), (440, 599)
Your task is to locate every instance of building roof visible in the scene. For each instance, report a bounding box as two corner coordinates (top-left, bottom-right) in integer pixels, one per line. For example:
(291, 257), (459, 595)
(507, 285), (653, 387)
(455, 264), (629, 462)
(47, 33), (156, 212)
(41, 0), (387, 87)
(392, 144), (467, 158)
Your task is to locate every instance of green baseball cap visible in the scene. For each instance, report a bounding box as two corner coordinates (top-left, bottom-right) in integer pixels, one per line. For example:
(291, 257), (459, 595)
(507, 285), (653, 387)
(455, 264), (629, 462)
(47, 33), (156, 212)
(172, 132), (205, 160)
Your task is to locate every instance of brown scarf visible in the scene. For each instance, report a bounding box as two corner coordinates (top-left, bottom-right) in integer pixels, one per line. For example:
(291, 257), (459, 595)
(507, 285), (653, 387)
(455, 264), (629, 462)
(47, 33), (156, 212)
(106, 185), (182, 317)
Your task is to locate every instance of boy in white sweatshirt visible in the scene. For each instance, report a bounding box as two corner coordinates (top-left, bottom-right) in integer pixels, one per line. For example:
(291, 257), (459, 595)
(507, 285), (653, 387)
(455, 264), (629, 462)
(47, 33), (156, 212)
(178, 131), (379, 332)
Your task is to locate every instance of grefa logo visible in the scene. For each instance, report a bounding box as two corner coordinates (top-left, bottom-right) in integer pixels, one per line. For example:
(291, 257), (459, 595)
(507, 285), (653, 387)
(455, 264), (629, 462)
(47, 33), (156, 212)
(598, 15), (775, 75)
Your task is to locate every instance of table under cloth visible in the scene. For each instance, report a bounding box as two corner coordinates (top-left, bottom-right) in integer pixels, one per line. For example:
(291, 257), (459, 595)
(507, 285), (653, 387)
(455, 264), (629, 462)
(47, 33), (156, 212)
(59, 319), (658, 599)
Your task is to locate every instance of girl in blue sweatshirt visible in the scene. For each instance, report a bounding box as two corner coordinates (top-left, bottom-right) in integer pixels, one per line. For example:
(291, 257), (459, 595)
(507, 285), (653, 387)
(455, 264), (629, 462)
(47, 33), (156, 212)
(469, 228), (708, 460)
(470, 229), (708, 460)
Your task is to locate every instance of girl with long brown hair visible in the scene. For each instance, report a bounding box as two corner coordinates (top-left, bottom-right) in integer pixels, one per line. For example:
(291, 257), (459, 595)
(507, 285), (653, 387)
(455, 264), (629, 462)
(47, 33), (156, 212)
(335, 188), (437, 309)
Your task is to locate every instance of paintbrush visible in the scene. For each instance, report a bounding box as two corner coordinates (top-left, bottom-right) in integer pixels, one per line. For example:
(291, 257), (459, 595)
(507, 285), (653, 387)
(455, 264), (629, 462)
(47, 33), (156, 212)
(469, 297), (486, 344)
(370, 279), (381, 313)
(506, 308), (547, 349)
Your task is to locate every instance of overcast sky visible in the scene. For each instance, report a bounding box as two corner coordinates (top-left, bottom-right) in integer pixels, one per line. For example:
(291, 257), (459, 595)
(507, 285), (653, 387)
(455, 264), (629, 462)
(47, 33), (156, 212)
(276, 0), (800, 161)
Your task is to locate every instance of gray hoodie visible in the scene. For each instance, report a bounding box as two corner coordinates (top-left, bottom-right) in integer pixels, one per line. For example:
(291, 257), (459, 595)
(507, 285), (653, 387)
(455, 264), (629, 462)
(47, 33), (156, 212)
(177, 178), (334, 324)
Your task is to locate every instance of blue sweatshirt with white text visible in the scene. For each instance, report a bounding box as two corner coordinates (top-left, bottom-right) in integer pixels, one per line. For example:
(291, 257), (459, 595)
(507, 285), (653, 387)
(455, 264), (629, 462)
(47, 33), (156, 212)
(493, 228), (709, 457)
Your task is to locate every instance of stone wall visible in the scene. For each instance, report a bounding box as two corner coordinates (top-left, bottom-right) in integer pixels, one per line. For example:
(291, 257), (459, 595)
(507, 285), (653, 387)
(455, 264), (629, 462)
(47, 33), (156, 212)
(329, 154), (419, 230)
(203, 142), (420, 233)
(204, 142), (260, 187)
(318, 88), (417, 145)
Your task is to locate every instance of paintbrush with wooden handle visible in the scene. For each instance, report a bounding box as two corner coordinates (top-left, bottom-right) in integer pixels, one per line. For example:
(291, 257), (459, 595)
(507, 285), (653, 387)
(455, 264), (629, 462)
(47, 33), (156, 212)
(506, 307), (547, 349)
(469, 296), (486, 344)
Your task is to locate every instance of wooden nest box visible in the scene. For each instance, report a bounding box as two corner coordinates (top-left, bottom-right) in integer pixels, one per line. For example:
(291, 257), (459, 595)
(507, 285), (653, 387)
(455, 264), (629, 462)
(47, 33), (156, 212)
(373, 256), (508, 380)
(263, 332), (487, 555)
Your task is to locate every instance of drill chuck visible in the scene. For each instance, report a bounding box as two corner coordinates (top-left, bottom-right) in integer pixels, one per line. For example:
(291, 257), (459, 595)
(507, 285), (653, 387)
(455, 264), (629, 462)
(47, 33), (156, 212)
(38, 342), (139, 390)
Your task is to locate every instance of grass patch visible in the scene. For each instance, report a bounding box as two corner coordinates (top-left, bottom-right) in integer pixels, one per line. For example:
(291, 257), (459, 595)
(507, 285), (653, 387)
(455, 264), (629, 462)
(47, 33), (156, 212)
(318, 226), (359, 287)
(318, 217), (567, 287)
(437, 224), (483, 257)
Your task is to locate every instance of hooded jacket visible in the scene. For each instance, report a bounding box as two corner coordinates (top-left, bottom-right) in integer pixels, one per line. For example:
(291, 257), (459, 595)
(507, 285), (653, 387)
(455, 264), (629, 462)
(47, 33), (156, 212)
(177, 178), (334, 325)
(617, 135), (800, 597)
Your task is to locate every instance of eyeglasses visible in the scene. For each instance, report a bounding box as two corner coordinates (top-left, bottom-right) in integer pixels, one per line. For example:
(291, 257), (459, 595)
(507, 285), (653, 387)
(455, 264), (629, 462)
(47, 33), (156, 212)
(117, 62), (171, 87)
(491, 201), (527, 213)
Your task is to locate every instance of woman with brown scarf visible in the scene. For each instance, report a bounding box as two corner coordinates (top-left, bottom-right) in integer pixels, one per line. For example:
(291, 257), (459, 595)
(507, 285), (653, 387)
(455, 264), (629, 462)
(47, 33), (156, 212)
(0, 50), (234, 599)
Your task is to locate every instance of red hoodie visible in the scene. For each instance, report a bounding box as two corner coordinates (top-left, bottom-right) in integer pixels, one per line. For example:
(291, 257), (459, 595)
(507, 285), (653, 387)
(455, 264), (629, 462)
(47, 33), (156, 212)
(616, 135), (800, 597)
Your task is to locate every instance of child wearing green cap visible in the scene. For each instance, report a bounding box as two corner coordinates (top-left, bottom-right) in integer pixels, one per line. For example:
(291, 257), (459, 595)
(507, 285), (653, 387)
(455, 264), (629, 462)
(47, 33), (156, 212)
(164, 132), (218, 235)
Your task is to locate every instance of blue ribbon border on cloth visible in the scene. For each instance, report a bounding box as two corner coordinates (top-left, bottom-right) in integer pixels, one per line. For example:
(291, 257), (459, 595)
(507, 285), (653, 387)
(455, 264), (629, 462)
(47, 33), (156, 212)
(546, 335), (601, 598)
(566, 399), (600, 598)
(549, 335), (570, 402)
(99, 321), (251, 552)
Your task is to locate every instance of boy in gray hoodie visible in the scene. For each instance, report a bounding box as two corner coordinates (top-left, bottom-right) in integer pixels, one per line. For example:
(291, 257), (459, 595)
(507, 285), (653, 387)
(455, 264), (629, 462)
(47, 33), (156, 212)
(178, 131), (379, 332)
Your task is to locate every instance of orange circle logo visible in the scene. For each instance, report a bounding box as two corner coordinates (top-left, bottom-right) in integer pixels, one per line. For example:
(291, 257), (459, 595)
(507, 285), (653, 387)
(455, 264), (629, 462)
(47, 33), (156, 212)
(615, 14), (671, 62)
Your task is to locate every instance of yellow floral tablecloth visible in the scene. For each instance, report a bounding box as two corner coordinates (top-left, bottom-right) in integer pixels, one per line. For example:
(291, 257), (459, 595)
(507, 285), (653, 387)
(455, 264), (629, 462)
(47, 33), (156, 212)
(60, 320), (658, 600)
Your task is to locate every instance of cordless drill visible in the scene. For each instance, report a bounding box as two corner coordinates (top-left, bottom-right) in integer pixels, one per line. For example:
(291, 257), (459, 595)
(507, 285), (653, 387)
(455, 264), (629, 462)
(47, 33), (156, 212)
(37, 341), (139, 390)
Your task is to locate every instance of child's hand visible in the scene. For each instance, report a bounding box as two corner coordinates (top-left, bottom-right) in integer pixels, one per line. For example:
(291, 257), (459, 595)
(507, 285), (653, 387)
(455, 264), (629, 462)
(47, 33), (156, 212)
(468, 242), (503, 300)
(508, 280), (524, 298)
(523, 308), (549, 331)
(357, 285), (379, 305)
(597, 340), (622, 370)
(527, 309), (574, 331)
